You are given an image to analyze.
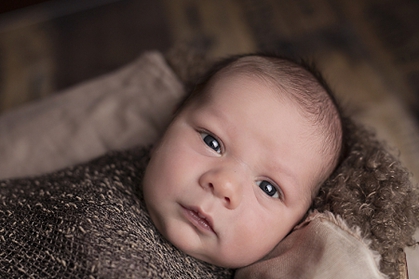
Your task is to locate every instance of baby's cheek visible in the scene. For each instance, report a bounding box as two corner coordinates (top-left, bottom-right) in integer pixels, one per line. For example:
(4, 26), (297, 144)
(212, 246), (261, 268)
(212, 232), (273, 268)
(230, 214), (292, 267)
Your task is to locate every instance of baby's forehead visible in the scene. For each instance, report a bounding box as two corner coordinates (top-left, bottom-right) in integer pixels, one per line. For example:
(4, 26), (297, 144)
(205, 71), (295, 108)
(197, 69), (322, 133)
(200, 74), (313, 132)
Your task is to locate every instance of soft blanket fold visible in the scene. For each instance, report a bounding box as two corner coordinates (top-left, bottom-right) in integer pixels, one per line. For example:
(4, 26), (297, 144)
(235, 211), (387, 279)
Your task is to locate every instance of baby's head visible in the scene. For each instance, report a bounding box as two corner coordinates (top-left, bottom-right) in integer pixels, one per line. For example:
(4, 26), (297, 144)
(143, 54), (343, 268)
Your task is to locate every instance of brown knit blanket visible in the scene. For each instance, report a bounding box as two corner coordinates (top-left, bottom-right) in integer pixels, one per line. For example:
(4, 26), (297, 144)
(0, 147), (233, 279)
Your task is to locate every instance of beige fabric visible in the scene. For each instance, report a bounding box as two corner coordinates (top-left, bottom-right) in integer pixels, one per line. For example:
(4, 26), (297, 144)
(0, 51), (184, 179)
(235, 211), (387, 279)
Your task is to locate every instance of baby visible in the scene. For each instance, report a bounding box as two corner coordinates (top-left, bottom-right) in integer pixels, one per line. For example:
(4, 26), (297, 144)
(143, 53), (343, 268)
(0, 53), (344, 278)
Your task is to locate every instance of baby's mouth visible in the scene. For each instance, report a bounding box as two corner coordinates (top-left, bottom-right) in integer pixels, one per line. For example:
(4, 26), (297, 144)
(181, 205), (216, 234)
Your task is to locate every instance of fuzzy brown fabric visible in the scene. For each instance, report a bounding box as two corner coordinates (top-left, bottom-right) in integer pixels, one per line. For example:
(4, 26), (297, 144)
(0, 147), (233, 278)
(313, 118), (419, 279)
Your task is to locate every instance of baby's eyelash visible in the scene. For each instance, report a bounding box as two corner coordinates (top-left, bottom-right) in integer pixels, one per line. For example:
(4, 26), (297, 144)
(257, 180), (283, 200)
(198, 130), (224, 154)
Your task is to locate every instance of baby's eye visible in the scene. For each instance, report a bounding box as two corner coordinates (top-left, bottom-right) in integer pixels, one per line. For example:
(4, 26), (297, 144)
(258, 180), (280, 199)
(200, 132), (221, 154)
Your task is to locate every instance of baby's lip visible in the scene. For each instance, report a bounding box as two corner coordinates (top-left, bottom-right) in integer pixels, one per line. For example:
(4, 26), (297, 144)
(181, 205), (216, 234)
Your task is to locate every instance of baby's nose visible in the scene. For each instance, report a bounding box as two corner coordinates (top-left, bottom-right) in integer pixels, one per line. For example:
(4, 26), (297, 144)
(199, 167), (244, 209)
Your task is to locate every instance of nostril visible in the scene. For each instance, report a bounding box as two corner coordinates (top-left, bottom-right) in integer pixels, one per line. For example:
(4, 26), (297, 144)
(209, 183), (214, 189)
(224, 197), (230, 203)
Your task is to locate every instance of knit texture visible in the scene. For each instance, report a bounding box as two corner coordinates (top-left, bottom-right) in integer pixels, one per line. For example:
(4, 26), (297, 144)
(0, 147), (233, 279)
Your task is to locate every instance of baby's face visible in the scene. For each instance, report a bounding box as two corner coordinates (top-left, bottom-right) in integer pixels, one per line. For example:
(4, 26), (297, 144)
(143, 73), (329, 268)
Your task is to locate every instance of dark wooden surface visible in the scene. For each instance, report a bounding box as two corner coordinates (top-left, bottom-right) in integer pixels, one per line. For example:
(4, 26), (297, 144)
(1, 0), (419, 116)
(0, 0), (51, 14)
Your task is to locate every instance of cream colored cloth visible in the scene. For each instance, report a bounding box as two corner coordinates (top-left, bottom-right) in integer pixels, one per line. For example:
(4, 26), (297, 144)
(0, 51), (184, 179)
(235, 211), (387, 279)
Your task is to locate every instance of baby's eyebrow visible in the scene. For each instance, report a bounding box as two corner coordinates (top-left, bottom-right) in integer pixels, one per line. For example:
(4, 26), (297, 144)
(205, 106), (229, 122)
(263, 159), (300, 196)
(197, 106), (236, 133)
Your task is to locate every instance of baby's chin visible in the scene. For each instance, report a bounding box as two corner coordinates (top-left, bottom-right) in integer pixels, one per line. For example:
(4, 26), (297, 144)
(178, 244), (266, 269)
(160, 222), (276, 269)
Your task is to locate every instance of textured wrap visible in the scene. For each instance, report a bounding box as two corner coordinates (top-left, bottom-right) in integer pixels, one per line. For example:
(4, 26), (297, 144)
(0, 147), (233, 279)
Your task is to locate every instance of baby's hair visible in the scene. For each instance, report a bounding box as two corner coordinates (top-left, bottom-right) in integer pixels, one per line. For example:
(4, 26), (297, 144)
(177, 53), (344, 193)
